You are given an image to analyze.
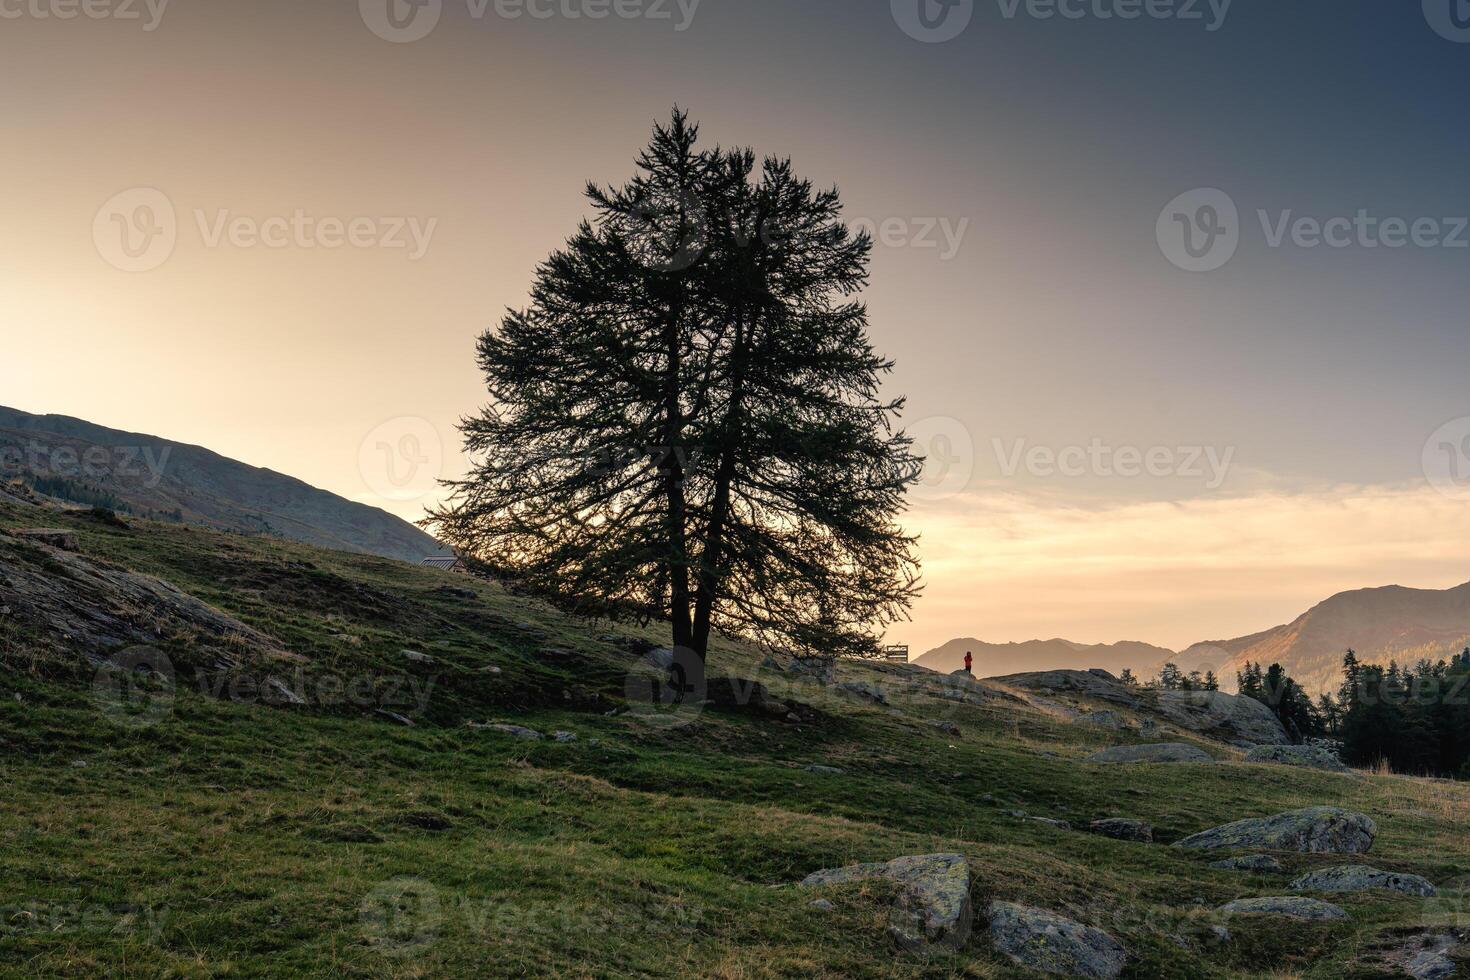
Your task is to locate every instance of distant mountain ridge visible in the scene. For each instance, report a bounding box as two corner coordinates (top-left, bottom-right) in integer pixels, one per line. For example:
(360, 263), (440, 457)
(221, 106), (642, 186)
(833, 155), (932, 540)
(922, 580), (1470, 694)
(915, 637), (1175, 679)
(0, 405), (445, 563)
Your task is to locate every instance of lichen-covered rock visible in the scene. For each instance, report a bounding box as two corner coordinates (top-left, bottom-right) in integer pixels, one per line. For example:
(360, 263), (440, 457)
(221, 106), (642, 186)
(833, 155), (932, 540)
(1217, 896), (1348, 921)
(799, 853), (971, 953)
(1089, 818), (1153, 843)
(1243, 743), (1351, 774)
(1154, 689), (1289, 746)
(1209, 854), (1283, 873)
(987, 901), (1127, 978)
(1290, 865), (1436, 897)
(1174, 807), (1376, 854)
(1086, 743), (1213, 764)
(1077, 710), (1128, 731)
(474, 723), (543, 740)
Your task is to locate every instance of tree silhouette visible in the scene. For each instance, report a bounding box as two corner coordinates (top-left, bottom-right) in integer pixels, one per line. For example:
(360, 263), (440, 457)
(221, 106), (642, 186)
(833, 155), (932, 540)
(431, 111), (921, 665)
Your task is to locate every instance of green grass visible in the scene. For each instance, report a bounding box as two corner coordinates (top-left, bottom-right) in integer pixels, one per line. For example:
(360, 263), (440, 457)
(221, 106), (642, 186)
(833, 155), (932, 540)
(2, 502), (1468, 977)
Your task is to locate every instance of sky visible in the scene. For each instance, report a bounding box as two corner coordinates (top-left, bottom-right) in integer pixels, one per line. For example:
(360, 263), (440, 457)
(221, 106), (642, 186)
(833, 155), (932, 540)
(4, 0), (1470, 657)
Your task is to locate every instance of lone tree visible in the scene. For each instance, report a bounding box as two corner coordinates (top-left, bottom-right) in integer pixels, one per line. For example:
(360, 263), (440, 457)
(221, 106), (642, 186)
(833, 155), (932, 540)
(430, 111), (921, 665)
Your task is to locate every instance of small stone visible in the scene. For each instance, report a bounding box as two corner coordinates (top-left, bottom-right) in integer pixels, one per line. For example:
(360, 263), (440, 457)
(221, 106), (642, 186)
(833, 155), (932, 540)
(552, 731), (578, 743)
(1089, 818), (1153, 843)
(987, 901), (1127, 979)
(804, 765), (844, 775)
(809, 899), (835, 912)
(400, 650), (435, 665)
(1209, 854), (1283, 873)
(473, 723), (543, 740)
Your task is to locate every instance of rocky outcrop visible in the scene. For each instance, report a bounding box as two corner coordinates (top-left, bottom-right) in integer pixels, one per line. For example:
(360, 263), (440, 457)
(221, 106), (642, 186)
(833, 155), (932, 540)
(986, 901), (1127, 978)
(1089, 818), (1153, 843)
(1290, 865), (1436, 897)
(1175, 807), (1376, 854)
(1217, 896), (1348, 921)
(1243, 743), (1351, 774)
(1086, 743), (1213, 764)
(799, 853), (971, 953)
(1209, 854), (1283, 873)
(1153, 690), (1288, 746)
(0, 528), (288, 662)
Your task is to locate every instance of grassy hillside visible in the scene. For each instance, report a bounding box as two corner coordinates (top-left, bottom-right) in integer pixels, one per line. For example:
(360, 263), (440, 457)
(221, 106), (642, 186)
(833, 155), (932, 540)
(1, 500), (1468, 978)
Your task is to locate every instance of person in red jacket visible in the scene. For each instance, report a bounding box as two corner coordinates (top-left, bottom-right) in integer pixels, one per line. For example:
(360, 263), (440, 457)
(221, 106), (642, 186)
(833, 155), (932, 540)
(963, 651), (973, 674)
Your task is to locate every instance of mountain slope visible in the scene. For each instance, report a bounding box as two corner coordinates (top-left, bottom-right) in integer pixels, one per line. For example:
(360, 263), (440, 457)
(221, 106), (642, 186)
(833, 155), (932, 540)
(916, 637), (1176, 679)
(0, 405), (444, 562)
(2, 493), (1467, 977)
(1180, 581), (1470, 694)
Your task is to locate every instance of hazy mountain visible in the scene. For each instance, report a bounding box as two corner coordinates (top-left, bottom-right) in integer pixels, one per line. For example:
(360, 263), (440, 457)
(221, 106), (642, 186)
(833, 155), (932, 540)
(0, 405), (445, 563)
(1178, 581), (1470, 694)
(916, 637), (1177, 679)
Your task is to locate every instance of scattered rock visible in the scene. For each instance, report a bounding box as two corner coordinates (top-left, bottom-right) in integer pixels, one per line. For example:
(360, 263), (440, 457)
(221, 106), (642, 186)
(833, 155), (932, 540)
(1027, 817), (1071, 831)
(1243, 743), (1351, 774)
(1174, 807), (1376, 854)
(14, 528), (79, 551)
(800, 853), (972, 954)
(1217, 896), (1347, 921)
(788, 656), (835, 685)
(1089, 818), (1153, 843)
(1086, 743), (1213, 764)
(987, 901), (1127, 978)
(1209, 925), (1231, 945)
(1378, 932), (1460, 980)
(433, 585), (477, 600)
(1290, 865), (1436, 897)
(837, 681), (888, 705)
(552, 731), (578, 743)
(1209, 854), (1283, 873)
(375, 709), (416, 727)
(804, 765), (844, 775)
(400, 650), (435, 665)
(924, 719), (962, 737)
(264, 676), (308, 706)
(809, 899), (835, 912)
(478, 665), (503, 675)
(1077, 710), (1128, 731)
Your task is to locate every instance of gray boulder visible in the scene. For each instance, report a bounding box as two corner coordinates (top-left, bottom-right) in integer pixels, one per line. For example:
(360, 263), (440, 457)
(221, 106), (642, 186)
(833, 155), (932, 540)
(1209, 854), (1283, 873)
(1174, 807), (1376, 854)
(837, 681), (889, 705)
(1379, 933), (1459, 980)
(987, 901), (1127, 978)
(1077, 710), (1128, 731)
(1290, 865), (1436, 897)
(1243, 743), (1351, 774)
(799, 853), (971, 953)
(1089, 818), (1153, 843)
(475, 723), (543, 741)
(1154, 689), (1289, 746)
(1086, 743), (1213, 764)
(1217, 896), (1347, 921)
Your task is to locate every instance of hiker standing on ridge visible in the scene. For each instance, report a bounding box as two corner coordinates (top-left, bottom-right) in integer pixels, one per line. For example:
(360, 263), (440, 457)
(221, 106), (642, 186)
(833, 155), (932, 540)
(963, 651), (973, 675)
